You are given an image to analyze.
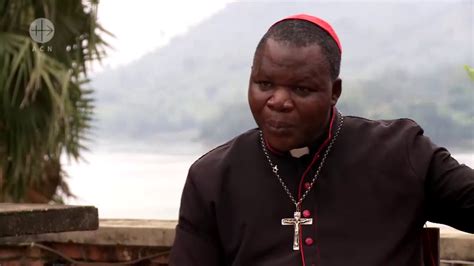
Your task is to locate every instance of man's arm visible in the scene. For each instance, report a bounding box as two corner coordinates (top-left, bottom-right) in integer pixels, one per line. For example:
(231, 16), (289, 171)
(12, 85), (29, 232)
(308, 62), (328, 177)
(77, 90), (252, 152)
(408, 123), (474, 233)
(169, 166), (222, 265)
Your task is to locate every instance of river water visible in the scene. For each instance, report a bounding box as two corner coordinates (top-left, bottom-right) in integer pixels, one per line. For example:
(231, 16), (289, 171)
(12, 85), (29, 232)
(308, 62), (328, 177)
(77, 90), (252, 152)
(63, 151), (474, 224)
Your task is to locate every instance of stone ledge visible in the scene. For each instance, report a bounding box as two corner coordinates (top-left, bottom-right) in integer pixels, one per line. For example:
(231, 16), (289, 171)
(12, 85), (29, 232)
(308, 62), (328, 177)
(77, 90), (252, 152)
(0, 219), (176, 247)
(0, 204), (98, 237)
(440, 232), (474, 261)
(0, 220), (472, 262)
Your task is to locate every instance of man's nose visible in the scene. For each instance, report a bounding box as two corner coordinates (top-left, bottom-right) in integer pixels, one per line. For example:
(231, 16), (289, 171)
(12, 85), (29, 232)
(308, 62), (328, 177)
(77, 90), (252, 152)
(267, 87), (294, 112)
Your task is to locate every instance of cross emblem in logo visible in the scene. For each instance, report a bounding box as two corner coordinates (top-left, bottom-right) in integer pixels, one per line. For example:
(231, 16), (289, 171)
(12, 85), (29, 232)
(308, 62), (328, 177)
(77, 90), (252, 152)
(29, 18), (55, 43)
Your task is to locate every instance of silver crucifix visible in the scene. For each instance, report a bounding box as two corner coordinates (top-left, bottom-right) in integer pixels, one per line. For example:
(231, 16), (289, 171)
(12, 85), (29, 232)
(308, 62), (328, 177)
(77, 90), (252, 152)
(281, 211), (313, 250)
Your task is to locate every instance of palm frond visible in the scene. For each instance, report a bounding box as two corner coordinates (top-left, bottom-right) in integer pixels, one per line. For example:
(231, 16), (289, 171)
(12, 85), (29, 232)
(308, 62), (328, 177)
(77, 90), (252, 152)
(0, 0), (111, 202)
(465, 65), (474, 82)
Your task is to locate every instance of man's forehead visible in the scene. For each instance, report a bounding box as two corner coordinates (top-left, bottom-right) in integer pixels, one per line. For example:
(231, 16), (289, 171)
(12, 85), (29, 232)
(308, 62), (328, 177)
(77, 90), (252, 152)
(265, 38), (324, 51)
(260, 39), (325, 66)
(253, 39), (330, 80)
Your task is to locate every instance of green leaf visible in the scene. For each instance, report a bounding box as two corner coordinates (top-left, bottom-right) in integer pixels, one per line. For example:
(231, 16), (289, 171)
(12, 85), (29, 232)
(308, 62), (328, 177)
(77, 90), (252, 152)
(464, 65), (474, 82)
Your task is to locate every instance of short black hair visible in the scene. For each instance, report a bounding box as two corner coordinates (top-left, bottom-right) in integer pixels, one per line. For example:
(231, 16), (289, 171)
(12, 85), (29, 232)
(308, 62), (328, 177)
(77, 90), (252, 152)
(254, 19), (341, 80)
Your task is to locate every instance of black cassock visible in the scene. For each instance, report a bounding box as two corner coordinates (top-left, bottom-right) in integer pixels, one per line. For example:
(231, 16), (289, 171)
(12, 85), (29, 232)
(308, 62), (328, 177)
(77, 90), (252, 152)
(170, 112), (474, 266)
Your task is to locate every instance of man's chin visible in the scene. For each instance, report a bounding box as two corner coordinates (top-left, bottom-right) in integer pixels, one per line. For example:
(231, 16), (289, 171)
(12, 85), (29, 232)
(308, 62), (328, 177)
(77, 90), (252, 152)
(264, 135), (298, 153)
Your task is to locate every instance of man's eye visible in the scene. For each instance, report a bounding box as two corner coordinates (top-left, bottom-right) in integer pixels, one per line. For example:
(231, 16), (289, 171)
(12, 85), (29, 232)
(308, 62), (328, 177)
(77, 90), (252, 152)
(257, 81), (273, 89)
(293, 87), (311, 95)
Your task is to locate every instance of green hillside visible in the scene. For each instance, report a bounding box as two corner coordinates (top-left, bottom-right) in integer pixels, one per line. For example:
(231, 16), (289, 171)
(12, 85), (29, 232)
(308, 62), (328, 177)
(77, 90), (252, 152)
(91, 1), (473, 151)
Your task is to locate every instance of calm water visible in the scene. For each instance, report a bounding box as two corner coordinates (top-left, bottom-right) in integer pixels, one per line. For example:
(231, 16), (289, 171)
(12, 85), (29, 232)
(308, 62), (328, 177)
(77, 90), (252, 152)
(63, 151), (474, 222)
(64, 151), (199, 220)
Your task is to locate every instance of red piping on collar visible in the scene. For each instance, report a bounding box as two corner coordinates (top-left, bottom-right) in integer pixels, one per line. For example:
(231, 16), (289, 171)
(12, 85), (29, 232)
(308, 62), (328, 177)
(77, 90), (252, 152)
(262, 107), (338, 266)
(297, 107), (337, 200)
(297, 107), (337, 266)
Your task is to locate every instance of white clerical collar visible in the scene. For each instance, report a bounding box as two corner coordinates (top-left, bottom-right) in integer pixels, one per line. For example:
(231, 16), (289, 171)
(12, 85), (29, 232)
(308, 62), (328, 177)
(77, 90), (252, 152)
(289, 146), (310, 158)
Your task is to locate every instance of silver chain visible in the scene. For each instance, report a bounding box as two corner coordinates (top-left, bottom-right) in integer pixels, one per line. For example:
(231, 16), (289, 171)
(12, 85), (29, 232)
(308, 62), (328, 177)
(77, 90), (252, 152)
(259, 113), (344, 211)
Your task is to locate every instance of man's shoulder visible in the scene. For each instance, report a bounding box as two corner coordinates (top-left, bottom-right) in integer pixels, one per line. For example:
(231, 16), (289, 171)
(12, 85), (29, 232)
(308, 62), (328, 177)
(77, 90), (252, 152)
(344, 115), (422, 132)
(190, 128), (260, 171)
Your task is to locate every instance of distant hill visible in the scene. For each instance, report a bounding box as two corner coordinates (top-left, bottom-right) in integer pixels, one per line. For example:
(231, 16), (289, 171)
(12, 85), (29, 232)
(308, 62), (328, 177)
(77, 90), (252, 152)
(91, 1), (473, 151)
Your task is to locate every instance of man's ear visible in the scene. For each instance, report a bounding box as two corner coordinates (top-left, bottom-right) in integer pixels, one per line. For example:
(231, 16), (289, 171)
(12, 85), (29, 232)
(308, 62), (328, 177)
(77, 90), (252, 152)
(331, 78), (342, 106)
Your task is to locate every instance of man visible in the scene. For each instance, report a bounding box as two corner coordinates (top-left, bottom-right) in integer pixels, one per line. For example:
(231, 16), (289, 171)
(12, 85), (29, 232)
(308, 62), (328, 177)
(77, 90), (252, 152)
(170, 14), (474, 265)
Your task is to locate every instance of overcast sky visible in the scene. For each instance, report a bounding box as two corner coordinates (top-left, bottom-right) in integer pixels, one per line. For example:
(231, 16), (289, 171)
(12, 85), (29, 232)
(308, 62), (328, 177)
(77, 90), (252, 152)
(94, 0), (234, 73)
(92, 0), (471, 74)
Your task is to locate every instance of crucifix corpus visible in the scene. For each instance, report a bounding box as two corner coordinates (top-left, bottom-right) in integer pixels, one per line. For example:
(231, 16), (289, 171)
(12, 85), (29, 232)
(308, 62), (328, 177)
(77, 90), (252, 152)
(281, 211), (313, 250)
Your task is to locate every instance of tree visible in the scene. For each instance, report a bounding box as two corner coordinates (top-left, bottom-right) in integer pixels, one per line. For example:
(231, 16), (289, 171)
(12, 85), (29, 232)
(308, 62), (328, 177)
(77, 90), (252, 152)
(0, 0), (110, 202)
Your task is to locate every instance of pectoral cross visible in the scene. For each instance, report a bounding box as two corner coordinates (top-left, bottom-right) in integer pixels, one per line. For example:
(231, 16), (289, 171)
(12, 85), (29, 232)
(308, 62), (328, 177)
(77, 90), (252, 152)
(281, 211), (313, 250)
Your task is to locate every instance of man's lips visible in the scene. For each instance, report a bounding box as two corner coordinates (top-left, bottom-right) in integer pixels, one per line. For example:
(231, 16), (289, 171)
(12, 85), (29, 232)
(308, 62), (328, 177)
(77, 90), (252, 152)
(266, 120), (295, 134)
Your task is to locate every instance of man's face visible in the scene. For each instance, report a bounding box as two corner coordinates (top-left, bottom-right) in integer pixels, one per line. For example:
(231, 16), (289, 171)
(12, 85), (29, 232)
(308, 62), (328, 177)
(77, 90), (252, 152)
(248, 38), (341, 152)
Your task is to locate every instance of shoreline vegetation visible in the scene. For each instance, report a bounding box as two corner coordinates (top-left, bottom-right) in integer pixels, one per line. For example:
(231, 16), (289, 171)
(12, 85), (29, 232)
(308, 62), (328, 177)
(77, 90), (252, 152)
(91, 2), (472, 152)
